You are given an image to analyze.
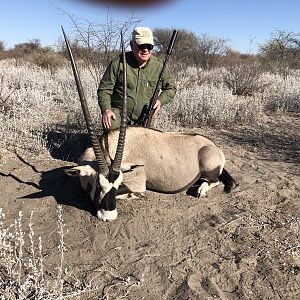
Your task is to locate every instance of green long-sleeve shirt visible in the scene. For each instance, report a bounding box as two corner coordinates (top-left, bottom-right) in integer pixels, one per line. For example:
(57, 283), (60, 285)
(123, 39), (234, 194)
(97, 51), (176, 121)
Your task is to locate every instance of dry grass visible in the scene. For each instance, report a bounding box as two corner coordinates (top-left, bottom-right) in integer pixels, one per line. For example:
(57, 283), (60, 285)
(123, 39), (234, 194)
(261, 72), (300, 112)
(0, 207), (144, 299)
(155, 84), (263, 130)
(0, 59), (102, 159)
(0, 207), (75, 299)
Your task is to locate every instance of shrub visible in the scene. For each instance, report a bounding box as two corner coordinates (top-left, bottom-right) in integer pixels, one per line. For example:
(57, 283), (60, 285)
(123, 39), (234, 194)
(174, 66), (224, 90)
(223, 60), (270, 96)
(27, 48), (67, 75)
(0, 207), (102, 299)
(0, 41), (5, 52)
(155, 83), (263, 130)
(262, 72), (300, 112)
(259, 29), (300, 75)
(0, 59), (102, 156)
(1, 59), (299, 158)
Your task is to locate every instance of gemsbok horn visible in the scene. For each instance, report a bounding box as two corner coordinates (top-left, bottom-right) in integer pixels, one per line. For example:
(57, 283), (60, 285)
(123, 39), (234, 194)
(62, 26), (128, 221)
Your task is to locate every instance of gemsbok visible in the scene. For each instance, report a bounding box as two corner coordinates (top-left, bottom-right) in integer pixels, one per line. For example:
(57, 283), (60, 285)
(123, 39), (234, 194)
(62, 27), (237, 221)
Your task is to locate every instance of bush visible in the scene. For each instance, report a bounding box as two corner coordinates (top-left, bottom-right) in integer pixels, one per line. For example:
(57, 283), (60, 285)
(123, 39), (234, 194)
(27, 48), (67, 75)
(0, 41), (5, 52)
(1, 59), (299, 158)
(0, 41), (66, 74)
(155, 83), (263, 130)
(0, 207), (102, 299)
(262, 72), (300, 112)
(0, 59), (101, 156)
(223, 60), (270, 96)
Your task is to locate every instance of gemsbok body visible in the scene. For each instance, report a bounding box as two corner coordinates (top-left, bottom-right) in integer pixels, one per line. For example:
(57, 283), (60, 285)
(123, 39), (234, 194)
(62, 27), (236, 221)
(103, 127), (234, 195)
(66, 127), (236, 221)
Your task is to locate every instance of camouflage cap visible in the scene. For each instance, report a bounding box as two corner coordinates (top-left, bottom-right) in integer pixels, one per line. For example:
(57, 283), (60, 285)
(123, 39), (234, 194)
(132, 27), (154, 46)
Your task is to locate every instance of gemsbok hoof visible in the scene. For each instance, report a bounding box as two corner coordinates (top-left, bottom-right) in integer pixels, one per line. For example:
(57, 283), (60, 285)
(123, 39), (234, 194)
(97, 209), (118, 221)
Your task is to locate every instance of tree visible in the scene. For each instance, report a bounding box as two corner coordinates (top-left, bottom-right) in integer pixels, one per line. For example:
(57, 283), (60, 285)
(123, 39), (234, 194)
(196, 34), (229, 69)
(153, 28), (229, 70)
(259, 29), (300, 76)
(153, 28), (198, 56)
(14, 38), (41, 54)
(56, 7), (142, 86)
(0, 41), (5, 52)
(223, 57), (268, 96)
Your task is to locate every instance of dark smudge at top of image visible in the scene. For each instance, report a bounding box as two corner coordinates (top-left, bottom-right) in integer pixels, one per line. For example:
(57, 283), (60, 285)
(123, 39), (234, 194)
(72, 0), (175, 9)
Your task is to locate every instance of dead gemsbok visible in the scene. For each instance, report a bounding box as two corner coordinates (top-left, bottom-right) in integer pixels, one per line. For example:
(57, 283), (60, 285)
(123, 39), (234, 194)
(62, 27), (237, 221)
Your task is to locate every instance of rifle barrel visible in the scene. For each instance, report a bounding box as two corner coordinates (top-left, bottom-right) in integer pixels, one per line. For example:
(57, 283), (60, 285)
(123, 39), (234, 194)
(167, 30), (178, 55)
(139, 29), (178, 128)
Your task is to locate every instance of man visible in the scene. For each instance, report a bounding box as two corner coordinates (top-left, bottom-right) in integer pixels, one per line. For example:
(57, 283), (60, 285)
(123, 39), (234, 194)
(97, 26), (176, 130)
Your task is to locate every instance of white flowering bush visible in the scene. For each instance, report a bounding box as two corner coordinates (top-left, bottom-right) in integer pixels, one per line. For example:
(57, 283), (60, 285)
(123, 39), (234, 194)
(0, 59), (103, 156)
(156, 83), (262, 130)
(0, 59), (300, 156)
(261, 72), (300, 112)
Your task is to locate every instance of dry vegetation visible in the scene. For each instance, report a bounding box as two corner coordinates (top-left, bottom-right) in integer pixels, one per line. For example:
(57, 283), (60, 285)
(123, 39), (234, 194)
(1, 57), (299, 155)
(0, 207), (69, 299)
(0, 59), (103, 158)
(0, 45), (300, 298)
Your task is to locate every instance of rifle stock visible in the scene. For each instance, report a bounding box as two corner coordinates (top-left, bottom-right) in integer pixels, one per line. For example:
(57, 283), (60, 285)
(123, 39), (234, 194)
(137, 30), (178, 128)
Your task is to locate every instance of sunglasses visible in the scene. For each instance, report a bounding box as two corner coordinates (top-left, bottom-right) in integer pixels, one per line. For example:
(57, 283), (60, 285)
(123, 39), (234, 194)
(137, 44), (154, 50)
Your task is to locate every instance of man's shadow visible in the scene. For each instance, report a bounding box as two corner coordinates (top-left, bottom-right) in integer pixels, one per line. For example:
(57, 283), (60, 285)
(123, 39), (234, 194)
(44, 130), (93, 163)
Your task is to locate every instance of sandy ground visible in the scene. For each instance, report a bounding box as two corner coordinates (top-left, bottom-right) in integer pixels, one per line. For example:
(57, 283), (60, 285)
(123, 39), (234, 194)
(0, 112), (299, 299)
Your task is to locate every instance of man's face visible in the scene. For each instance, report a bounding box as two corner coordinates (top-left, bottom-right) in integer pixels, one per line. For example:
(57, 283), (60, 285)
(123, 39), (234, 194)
(131, 41), (153, 65)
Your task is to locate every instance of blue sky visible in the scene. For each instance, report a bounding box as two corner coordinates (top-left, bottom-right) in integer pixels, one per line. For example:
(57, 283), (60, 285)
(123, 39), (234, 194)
(1, 0), (299, 53)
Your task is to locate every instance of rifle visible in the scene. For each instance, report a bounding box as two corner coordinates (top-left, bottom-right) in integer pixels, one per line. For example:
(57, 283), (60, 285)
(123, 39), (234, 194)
(136, 30), (178, 128)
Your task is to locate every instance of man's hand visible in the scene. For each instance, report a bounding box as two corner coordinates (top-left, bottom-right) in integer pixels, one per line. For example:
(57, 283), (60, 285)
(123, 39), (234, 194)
(152, 99), (161, 117)
(102, 109), (116, 129)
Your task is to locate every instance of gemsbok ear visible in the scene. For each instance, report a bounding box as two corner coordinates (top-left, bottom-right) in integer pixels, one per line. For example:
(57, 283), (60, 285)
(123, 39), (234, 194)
(64, 166), (96, 177)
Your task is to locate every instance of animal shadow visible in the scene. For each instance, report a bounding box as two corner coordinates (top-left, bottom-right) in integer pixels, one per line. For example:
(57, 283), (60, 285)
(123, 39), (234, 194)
(21, 166), (95, 215)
